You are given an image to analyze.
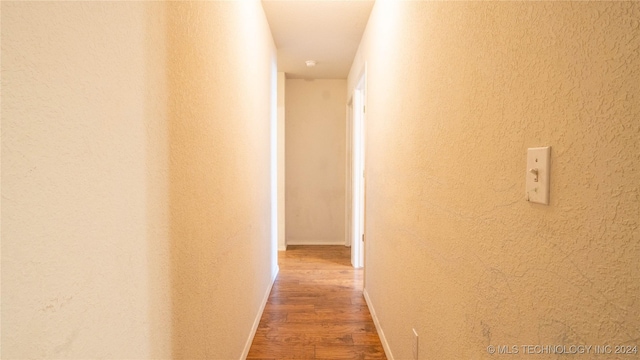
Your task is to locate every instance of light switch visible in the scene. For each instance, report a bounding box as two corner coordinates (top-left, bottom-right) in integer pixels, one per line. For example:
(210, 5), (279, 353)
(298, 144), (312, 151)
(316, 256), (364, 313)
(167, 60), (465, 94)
(526, 147), (550, 205)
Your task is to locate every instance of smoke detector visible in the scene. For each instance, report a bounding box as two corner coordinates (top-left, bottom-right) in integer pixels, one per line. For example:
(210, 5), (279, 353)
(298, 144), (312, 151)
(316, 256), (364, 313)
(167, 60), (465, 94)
(305, 60), (317, 67)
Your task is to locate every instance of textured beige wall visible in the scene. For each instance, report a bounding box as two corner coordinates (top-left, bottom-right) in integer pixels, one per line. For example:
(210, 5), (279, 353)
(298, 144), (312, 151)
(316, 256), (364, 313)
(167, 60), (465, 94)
(285, 79), (347, 245)
(2, 3), (171, 357)
(166, 2), (276, 358)
(350, 2), (640, 359)
(1, 1), (276, 358)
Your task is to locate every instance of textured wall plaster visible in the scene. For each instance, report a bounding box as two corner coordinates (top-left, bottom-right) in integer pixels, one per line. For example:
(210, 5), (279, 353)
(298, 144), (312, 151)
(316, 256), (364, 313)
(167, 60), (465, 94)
(166, 2), (276, 358)
(285, 79), (347, 245)
(1, 1), (276, 358)
(349, 2), (639, 359)
(2, 3), (171, 357)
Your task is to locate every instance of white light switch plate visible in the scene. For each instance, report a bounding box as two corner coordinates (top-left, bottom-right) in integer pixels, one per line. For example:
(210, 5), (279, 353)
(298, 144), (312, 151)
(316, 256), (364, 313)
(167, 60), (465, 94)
(526, 147), (550, 205)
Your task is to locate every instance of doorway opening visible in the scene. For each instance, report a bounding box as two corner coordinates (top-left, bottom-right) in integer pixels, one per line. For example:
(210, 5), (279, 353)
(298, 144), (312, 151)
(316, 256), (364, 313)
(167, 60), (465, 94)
(350, 68), (366, 269)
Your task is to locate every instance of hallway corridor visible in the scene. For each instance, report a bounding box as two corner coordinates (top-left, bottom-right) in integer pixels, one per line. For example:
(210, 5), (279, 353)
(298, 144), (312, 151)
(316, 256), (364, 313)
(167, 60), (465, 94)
(247, 246), (386, 359)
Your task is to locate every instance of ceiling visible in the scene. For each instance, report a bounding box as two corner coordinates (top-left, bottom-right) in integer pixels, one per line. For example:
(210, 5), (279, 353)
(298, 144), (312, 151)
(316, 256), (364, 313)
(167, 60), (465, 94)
(262, 0), (375, 79)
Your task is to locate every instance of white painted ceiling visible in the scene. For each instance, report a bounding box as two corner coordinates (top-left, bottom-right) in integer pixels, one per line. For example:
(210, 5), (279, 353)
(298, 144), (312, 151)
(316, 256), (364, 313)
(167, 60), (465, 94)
(262, 0), (375, 79)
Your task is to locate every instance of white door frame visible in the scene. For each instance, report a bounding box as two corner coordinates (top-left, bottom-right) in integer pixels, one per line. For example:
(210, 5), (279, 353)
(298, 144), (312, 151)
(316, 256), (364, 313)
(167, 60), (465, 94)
(345, 98), (353, 248)
(350, 66), (366, 269)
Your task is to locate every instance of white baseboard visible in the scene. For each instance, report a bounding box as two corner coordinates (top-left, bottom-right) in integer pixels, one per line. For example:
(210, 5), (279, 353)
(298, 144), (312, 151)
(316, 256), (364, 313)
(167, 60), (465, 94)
(278, 246), (287, 251)
(363, 288), (394, 360)
(286, 241), (346, 246)
(240, 266), (279, 360)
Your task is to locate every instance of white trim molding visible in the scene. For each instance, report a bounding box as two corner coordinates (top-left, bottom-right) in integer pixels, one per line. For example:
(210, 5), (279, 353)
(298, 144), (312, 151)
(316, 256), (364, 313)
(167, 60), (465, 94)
(363, 288), (394, 360)
(240, 266), (279, 359)
(286, 240), (346, 246)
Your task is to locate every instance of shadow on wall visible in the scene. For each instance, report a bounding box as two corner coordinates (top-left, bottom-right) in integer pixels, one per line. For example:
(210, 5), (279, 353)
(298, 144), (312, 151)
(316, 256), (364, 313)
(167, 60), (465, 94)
(143, 2), (275, 358)
(165, 3), (221, 356)
(0, 2), (271, 358)
(142, 2), (173, 358)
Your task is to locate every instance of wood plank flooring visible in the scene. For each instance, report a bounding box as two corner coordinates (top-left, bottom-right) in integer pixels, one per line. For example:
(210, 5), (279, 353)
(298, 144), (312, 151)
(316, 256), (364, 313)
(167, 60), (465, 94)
(247, 246), (386, 360)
